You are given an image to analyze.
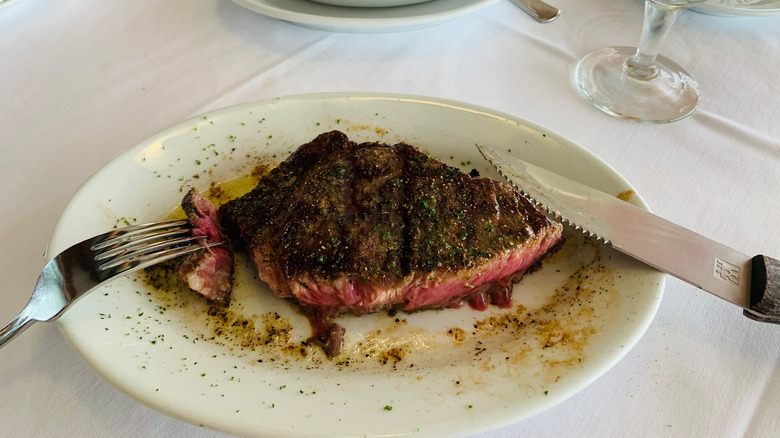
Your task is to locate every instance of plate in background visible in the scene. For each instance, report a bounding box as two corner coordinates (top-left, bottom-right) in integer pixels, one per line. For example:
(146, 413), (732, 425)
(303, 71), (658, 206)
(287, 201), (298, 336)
(0, 0), (25, 12)
(309, 0), (433, 7)
(693, 0), (780, 16)
(230, 0), (500, 32)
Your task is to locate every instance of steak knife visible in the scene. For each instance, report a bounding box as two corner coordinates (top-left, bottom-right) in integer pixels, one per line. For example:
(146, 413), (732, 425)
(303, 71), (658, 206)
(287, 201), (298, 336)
(476, 145), (780, 324)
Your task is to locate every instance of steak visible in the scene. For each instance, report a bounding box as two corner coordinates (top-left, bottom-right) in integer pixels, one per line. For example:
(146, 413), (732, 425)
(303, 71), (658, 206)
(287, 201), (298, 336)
(177, 188), (234, 305)
(219, 131), (563, 355)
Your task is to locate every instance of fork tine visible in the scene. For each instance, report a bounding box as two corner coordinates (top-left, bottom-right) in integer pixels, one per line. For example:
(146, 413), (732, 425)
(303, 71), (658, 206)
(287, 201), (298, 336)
(91, 219), (190, 251)
(97, 236), (209, 271)
(93, 228), (194, 261)
(97, 242), (224, 276)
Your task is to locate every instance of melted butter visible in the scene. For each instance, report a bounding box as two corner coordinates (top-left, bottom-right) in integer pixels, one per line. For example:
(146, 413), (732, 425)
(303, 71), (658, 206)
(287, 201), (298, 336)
(617, 189), (635, 202)
(163, 164), (271, 219)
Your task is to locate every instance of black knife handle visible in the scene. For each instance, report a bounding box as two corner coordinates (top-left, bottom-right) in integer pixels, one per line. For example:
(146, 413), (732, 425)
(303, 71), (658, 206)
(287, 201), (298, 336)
(744, 255), (780, 324)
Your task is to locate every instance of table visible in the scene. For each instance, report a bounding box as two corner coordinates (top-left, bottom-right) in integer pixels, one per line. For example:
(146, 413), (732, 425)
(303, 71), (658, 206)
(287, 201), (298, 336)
(1, 0), (778, 436)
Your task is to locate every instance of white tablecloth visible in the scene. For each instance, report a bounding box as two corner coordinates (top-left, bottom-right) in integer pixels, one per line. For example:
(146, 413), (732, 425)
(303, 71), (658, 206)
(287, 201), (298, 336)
(1, 0), (778, 437)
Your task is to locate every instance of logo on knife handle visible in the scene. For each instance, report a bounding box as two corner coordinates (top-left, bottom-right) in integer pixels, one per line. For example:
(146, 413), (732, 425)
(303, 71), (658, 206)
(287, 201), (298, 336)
(714, 258), (741, 286)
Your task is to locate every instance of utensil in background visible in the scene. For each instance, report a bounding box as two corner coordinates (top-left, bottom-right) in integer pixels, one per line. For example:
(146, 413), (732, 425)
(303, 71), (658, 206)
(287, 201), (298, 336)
(573, 0), (707, 123)
(508, 0), (561, 22)
(0, 220), (224, 348)
(477, 145), (780, 323)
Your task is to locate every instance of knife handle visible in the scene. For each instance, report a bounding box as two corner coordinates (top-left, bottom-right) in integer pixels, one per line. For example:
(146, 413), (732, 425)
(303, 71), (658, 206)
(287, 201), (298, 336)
(744, 255), (780, 324)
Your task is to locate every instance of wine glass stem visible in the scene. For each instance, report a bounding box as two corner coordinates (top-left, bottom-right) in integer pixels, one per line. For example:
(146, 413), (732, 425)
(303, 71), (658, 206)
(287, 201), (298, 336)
(624, 1), (683, 80)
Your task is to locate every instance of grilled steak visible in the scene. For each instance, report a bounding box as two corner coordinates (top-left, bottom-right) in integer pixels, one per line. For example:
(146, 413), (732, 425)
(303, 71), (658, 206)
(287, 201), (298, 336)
(219, 131), (563, 355)
(177, 188), (234, 305)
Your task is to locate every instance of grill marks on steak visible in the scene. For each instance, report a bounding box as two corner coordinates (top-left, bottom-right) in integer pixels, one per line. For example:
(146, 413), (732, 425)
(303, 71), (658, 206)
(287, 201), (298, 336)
(177, 188), (234, 305)
(219, 131), (563, 355)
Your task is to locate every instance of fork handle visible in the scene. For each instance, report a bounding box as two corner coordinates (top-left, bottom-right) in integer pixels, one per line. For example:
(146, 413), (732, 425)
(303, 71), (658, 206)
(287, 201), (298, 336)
(508, 0), (561, 23)
(0, 312), (36, 349)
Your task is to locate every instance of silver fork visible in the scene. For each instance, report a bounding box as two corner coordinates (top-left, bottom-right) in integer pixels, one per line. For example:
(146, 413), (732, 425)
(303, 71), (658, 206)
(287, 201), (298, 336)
(0, 219), (221, 348)
(509, 0), (561, 23)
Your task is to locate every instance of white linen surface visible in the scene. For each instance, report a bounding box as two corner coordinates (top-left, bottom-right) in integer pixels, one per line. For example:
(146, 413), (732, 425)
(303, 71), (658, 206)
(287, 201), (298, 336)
(0, 0), (778, 437)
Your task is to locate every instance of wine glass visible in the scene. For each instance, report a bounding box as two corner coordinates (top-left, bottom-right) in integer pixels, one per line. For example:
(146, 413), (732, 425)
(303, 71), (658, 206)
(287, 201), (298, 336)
(573, 0), (707, 123)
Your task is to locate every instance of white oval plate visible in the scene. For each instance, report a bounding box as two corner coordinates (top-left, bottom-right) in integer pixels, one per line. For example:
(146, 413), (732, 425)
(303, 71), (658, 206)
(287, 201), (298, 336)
(52, 93), (664, 438)
(693, 0), (780, 16)
(229, 0), (499, 33)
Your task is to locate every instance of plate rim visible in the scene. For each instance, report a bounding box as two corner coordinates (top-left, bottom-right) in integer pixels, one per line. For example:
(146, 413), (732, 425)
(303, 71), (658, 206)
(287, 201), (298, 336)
(228, 0), (501, 32)
(693, 0), (780, 16)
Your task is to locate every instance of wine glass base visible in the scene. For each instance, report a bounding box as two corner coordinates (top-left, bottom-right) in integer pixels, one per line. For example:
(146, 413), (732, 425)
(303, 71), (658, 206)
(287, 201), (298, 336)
(574, 46), (700, 124)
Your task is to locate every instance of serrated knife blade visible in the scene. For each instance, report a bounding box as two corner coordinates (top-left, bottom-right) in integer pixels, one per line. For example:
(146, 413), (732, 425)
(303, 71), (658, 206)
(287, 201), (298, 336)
(476, 144), (780, 324)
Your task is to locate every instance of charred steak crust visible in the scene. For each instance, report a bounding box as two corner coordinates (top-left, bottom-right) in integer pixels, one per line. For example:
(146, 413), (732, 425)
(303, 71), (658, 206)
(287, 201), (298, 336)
(219, 131), (563, 320)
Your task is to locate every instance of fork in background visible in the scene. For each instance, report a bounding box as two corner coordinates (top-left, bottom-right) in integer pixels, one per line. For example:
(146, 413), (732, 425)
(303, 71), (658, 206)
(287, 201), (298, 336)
(0, 219), (221, 348)
(509, 0), (561, 23)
